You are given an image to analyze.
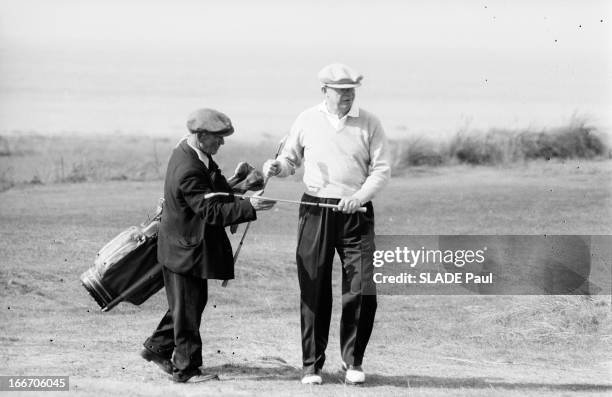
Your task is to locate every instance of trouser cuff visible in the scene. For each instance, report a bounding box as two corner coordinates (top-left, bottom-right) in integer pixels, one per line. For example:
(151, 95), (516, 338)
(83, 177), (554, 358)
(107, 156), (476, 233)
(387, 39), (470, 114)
(143, 340), (173, 358)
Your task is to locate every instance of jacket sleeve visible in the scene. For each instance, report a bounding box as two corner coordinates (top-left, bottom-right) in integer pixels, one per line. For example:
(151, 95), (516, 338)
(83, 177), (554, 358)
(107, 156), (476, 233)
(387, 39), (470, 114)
(179, 170), (257, 227)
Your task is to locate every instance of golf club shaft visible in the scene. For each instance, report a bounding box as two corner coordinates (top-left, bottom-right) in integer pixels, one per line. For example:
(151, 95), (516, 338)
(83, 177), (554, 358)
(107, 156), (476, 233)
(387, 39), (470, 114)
(206, 192), (368, 213)
(225, 137), (287, 287)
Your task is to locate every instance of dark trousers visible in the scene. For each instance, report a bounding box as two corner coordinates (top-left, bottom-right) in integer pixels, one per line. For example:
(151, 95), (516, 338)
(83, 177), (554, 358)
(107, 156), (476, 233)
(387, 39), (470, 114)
(144, 266), (208, 379)
(296, 194), (377, 374)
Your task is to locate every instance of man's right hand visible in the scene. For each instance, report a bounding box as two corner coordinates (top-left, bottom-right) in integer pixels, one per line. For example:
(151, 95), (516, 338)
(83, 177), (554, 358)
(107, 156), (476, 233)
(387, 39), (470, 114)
(249, 190), (276, 211)
(263, 159), (281, 178)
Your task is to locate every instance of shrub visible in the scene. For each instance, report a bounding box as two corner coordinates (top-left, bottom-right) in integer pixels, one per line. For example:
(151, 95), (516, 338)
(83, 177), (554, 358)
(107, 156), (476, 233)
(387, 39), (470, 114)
(0, 135), (12, 156)
(391, 137), (445, 168)
(448, 130), (509, 165)
(521, 121), (606, 160)
(392, 118), (609, 170)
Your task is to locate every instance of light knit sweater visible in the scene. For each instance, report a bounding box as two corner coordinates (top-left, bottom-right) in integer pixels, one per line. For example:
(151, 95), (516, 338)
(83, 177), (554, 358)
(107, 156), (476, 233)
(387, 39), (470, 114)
(277, 102), (391, 203)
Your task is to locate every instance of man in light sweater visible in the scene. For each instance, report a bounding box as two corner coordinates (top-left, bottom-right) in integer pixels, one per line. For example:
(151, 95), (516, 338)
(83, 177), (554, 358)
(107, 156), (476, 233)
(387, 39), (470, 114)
(263, 63), (391, 385)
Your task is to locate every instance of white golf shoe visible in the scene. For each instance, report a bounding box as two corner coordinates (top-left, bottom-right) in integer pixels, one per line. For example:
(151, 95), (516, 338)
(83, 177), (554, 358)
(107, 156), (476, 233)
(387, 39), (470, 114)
(342, 362), (365, 385)
(301, 370), (323, 385)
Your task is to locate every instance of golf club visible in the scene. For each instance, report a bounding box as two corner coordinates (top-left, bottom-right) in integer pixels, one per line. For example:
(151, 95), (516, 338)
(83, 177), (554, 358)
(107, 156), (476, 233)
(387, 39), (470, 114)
(222, 137), (287, 287)
(206, 192), (368, 213)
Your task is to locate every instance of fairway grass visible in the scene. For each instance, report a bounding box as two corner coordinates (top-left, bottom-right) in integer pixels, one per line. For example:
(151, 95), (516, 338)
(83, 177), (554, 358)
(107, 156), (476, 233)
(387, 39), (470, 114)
(0, 161), (611, 396)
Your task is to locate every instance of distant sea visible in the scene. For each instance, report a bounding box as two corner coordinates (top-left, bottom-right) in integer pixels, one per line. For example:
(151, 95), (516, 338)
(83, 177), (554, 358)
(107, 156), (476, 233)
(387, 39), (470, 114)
(1, 45), (610, 142)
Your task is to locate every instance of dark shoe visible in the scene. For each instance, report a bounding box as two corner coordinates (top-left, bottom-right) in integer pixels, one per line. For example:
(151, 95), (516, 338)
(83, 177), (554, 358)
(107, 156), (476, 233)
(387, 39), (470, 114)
(140, 348), (173, 375)
(173, 368), (219, 383)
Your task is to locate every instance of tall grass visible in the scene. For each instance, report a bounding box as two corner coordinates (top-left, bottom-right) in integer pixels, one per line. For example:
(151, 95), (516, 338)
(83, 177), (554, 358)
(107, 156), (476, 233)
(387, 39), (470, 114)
(0, 133), (282, 187)
(0, 118), (609, 189)
(471, 296), (611, 351)
(392, 118), (609, 170)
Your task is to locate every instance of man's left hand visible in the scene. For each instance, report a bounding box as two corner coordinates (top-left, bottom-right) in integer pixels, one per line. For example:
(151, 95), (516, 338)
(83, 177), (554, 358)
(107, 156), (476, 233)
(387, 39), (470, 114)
(336, 197), (362, 214)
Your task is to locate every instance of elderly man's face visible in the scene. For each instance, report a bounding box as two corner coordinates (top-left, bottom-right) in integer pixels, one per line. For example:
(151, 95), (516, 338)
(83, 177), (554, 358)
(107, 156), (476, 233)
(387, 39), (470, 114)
(197, 132), (225, 155)
(323, 87), (355, 116)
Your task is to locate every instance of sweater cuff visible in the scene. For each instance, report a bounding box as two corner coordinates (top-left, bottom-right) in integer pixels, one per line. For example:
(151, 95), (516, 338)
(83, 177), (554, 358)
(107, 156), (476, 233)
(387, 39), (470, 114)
(352, 190), (372, 205)
(277, 158), (295, 177)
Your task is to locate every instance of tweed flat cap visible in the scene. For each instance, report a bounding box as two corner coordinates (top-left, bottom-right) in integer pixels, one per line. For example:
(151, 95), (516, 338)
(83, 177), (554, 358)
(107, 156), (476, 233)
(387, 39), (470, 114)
(318, 63), (363, 88)
(186, 108), (234, 136)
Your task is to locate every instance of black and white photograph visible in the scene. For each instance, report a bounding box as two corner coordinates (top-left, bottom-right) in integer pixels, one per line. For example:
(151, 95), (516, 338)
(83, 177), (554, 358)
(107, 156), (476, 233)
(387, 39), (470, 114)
(0, 1), (611, 396)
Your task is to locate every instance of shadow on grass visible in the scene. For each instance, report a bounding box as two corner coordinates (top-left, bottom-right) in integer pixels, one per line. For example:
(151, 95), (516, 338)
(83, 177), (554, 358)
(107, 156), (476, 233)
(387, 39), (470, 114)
(206, 360), (298, 382)
(331, 371), (612, 392)
(206, 363), (612, 392)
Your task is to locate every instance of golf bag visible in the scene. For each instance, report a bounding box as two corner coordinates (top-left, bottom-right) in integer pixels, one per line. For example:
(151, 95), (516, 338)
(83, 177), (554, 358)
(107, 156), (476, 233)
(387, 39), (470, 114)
(80, 200), (164, 312)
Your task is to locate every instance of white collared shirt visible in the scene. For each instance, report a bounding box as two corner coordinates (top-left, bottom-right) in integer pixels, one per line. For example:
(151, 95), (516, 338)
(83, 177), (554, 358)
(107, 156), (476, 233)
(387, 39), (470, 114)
(318, 100), (360, 130)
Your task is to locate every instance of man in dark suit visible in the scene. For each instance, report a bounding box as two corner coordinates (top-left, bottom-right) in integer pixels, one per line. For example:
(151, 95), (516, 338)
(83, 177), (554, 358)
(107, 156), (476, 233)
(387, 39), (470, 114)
(140, 108), (275, 383)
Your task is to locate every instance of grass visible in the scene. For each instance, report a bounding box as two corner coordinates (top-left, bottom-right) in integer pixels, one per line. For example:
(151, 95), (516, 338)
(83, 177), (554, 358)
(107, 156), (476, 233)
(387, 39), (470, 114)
(0, 133), (296, 191)
(0, 159), (611, 396)
(469, 296), (611, 351)
(391, 117), (610, 170)
(1, 117), (609, 189)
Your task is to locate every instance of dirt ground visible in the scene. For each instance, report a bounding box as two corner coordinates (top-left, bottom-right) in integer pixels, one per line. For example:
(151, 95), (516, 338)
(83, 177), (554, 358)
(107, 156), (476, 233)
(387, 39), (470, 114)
(1, 160), (611, 396)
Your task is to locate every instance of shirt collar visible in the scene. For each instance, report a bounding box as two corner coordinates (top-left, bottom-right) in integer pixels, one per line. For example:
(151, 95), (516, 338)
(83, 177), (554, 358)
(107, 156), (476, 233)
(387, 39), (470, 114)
(183, 135), (210, 167)
(318, 100), (360, 118)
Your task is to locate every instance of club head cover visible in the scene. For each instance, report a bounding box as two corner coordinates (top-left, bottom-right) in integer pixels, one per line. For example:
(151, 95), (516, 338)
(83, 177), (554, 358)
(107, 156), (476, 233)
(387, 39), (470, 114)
(227, 162), (254, 188)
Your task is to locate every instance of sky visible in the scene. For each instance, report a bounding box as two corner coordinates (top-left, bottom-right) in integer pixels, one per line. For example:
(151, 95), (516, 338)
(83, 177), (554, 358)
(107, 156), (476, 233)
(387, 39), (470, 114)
(0, 0), (610, 139)
(1, 0), (609, 53)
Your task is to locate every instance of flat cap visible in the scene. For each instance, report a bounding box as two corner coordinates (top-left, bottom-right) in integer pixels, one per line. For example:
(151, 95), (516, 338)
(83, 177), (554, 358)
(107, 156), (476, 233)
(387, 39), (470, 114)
(186, 108), (234, 136)
(318, 63), (363, 88)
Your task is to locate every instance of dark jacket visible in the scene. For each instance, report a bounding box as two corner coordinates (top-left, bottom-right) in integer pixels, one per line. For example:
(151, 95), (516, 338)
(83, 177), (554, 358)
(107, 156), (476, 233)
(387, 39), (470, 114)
(157, 140), (256, 279)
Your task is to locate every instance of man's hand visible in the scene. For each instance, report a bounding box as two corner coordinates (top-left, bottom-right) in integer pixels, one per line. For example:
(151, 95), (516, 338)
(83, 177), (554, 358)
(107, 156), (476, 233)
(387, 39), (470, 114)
(249, 190), (276, 211)
(263, 159), (281, 178)
(336, 197), (362, 214)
